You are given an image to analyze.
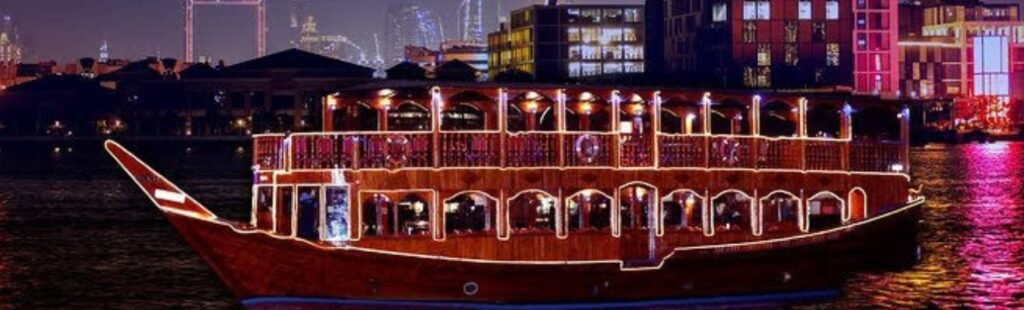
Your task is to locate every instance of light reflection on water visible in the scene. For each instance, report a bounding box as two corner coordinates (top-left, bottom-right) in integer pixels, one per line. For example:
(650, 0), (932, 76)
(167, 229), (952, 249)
(0, 141), (1022, 308)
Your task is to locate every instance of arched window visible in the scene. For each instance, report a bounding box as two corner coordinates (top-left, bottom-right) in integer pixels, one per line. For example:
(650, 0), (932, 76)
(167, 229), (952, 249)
(760, 100), (798, 137)
(661, 97), (702, 134)
(760, 191), (801, 233)
(619, 183), (657, 230)
(395, 194), (431, 236)
(388, 102), (431, 131)
(507, 191), (557, 233)
(661, 190), (704, 232)
(807, 103), (840, 138)
(361, 194), (392, 236)
(565, 190), (613, 232)
(296, 186), (321, 241)
(711, 190), (754, 233)
(565, 92), (611, 132)
(442, 103), (486, 131)
(711, 98), (750, 135)
(853, 106), (900, 140)
(443, 192), (497, 235)
(807, 191), (846, 231)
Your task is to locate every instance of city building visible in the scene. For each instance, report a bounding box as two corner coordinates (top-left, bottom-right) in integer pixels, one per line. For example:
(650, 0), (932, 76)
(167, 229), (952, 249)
(295, 15), (368, 65)
(405, 40), (488, 79)
(898, 0), (1024, 129)
(0, 15), (22, 64)
(653, 0), (898, 96)
(488, 1), (646, 82)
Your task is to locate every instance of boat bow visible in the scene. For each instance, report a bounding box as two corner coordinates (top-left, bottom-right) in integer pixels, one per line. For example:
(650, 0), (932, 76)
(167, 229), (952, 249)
(105, 140), (218, 221)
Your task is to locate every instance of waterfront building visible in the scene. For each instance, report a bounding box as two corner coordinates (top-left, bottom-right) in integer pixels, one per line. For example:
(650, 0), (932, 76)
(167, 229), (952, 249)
(653, 0), (898, 96)
(487, 1), (646, 82)
(898, 1), (1024, 129)
(405, 41), (488, 79)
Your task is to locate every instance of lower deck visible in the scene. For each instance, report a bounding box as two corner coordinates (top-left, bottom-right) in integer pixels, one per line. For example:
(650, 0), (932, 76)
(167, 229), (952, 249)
(249, 168), (910, 264)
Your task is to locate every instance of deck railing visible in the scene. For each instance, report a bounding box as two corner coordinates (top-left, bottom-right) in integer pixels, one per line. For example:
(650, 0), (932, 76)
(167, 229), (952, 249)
(256, 132), (906, 173)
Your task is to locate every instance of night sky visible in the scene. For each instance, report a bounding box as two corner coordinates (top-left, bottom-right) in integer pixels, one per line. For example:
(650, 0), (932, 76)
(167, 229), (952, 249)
(0, 0), (642, 64)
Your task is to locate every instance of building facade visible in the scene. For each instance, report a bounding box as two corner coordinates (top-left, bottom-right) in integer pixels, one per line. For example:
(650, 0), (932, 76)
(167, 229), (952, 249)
(656, 0), (898, 95)
(488, 3), (646, 82)
(898, 1), (1024, 128)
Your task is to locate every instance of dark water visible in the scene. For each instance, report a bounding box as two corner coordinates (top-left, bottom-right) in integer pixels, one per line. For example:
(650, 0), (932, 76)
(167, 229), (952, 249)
(0, 140), (1021, 309)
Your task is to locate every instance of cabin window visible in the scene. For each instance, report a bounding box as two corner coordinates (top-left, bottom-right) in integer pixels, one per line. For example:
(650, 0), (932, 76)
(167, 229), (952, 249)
(388, 102), (431, 131)
(712, 191), (753, 233)
(661, 191), (704, 232)
(296, 187), (322, 241)
(808, 193), (845, 231)
(324, 186), (350, 242)
(396, 194), (431, 236)
(275, 187), (294, 236)
(254, 186), (274, 231)
(566, 190), (613, 232)
(444, 192), (496, 235)
(442, 103), (486, 131)
(761, 192), (801, 233)
(508, 191), (557, 233)
(361, 194), (392, 236)
(619, 184), (656, 230)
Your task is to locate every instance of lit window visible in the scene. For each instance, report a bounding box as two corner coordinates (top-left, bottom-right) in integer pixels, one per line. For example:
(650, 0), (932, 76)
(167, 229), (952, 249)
(826, 1), (839, 20)
(713, 2), (728, 22)
(785, 44), (798, 66)
(798, 1), (812, 20)
(743, 1), (769, 20)
(567, 28), (580, 42)
(744, 22), (758, 43)
(785, 21), (798, 43)
(827, 43), (840, 66)
(757, 45), (771, 66)
(624, 8), (642, 23)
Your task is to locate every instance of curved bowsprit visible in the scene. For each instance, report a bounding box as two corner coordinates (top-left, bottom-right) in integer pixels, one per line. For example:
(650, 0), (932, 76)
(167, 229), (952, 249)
(104, 140), (218, 221)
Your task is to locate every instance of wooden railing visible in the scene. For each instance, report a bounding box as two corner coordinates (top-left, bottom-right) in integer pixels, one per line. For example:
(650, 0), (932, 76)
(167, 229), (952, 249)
(255, 133), (907, 174)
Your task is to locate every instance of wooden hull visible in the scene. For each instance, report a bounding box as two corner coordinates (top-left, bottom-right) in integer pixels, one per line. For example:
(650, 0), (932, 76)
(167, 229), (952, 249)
(103, 140), (923, 307)
(164, 200), (921, 307)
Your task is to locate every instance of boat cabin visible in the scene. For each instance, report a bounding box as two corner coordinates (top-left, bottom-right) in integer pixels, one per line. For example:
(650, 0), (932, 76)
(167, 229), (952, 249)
(248, 81), (912, 265)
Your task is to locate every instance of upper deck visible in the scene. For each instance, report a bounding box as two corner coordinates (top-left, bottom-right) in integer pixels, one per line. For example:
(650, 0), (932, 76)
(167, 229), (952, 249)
(252, 82), (910, 175)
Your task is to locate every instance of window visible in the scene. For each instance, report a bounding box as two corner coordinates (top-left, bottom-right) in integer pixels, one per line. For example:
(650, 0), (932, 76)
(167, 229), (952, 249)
(624, 45), (644, 60)
(581, 27), (600, 43)
(624, 62), (645, 73)
(713, 2), (728, 22)
(604, 62), (624, 74)
(581, 9), (602, 23)
(619, 185), (655, 230)
(443, 192), (495, 235)
(254, 187), (273, 230)
(712, 192), (753, 232)
(623, 28), (639, 42)
(813, 23), (826, 43)
(624, 8), (642, 23)
(296, 186), (321, 241)
(826, 1), (839, 20)
(509, 191), (557, 232)
(324, 186), (350, 242)
(757, 44), (771, 66)
(743, 1), (770, 20)
(567, 191), (613, 231)
(785, 22), (798, 43)
(662, 191), (704, 231)
(395, 194), (431, 236)
(798, 1), (812, 20)
(744, 22), (758, 43)
(827, 43), (840, 66)
(785, 44), (799, 66)
(567, 28), (580, 42)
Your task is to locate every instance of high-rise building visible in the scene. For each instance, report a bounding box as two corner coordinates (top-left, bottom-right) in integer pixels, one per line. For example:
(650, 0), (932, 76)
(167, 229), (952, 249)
(0, 15), (22, 64)
(851, 0), (900, 96)
(657, 0), (860, 91)
(386, 1), (444, 65)
(458, 0), (485, 43)
(488, 2), (646, 81)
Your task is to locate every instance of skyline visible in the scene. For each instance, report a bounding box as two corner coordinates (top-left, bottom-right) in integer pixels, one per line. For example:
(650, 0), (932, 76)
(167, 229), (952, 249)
(0, 0), (642, 64)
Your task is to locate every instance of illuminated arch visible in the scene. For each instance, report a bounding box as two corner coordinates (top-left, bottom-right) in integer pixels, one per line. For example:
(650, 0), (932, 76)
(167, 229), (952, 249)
(806, 191), (848, 231)
(564, 189), (614, 235)
(848, 187), (868, 221)
(615, 181), (659, 237)
(659, 189), (707, 236)
(441, 191), (499, 239)
(709, 190), (756, 236)
(758, 190), (804, 234)
(504, 189), (560, 236)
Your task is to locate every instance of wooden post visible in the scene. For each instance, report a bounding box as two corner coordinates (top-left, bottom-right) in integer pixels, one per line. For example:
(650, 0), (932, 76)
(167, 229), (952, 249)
(840, 103), (852, 171)
(652, 91), (662, 168)
(611, 91), (622, 168)
(899, 106), (910, 173)
(322, 95), (337, 132)
(557, 89), (566, 168)
(499, 88), (508, 168)
(751, 95), (761, 169)
(798, 97), (808, 171)
(431, 87), (443, 168)
(702, 92), (712, 168)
